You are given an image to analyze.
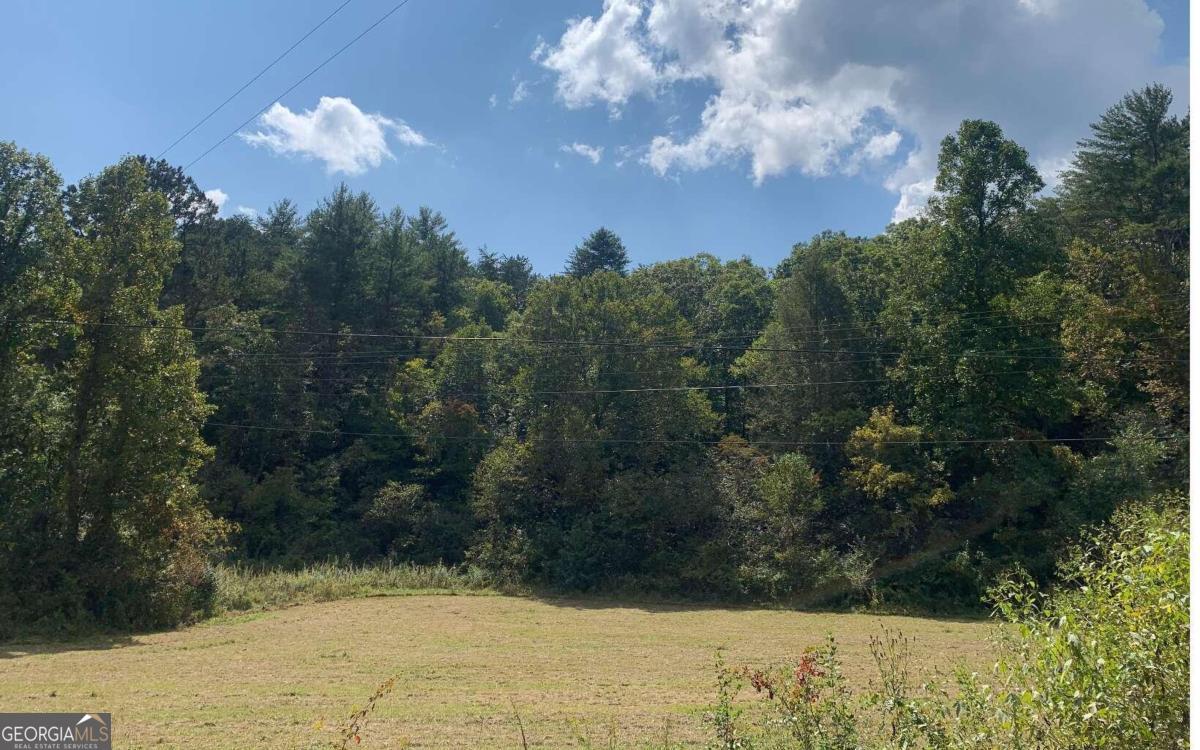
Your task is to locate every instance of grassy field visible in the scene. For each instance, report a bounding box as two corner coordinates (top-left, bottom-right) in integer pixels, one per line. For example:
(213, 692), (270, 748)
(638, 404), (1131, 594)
(0, 592), (995, 749)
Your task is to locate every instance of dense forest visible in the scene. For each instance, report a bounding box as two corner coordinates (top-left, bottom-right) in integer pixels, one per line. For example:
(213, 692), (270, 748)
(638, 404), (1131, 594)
(0, 84), (1187, 631)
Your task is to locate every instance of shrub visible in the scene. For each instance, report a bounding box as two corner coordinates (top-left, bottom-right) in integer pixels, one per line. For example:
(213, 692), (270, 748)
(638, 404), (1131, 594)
(710, 497), (1188, 749)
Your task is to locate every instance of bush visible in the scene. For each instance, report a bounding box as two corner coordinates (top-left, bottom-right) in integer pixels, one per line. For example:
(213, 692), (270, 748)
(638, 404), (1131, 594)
(710, 497), (1188, 749)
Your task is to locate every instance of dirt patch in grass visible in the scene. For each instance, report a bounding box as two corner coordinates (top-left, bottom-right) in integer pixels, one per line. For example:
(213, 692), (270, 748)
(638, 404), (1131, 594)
(0, 595), (995, 748)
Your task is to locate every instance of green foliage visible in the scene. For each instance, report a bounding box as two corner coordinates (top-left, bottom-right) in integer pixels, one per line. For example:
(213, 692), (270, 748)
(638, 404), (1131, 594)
(971, 498), (1188, 748)
(470, 270), (724, 591)
(0, 142), (76, 570)
(212, 559), (496, 614)
(567, 226), (630, 277)
(1061, 83), (1189, 238)
(710, 499), (1188, 748)
(0, 154), (225, 633)
(0, 82), (1188, 634)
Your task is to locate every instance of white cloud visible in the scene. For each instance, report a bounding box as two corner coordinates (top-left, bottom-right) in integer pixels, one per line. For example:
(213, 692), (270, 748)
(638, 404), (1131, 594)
(534, 0), (660, 112)
(204, 188), (228, 211)
(862, 131), (902, 162)
(240, 96), (430, 175)
(489, 93), (498, 109)
(236, 205), (259, 219)
(839, 129), (904, 176)
(889, 177), (935, 222)
(561, 142), (604, 164)
(1035, 154), (1073, 191)
(537, 0), (1186, 220)
(510, 80), (531, 107)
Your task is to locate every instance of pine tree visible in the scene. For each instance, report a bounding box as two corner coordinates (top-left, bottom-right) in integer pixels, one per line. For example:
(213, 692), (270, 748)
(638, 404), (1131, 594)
(1061, 83), (1189, 236)
(566, 227), (629, 277)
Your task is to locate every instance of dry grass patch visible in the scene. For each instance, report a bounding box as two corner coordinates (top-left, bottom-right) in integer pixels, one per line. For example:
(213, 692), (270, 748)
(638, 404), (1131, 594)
(0, 595), (993, 748)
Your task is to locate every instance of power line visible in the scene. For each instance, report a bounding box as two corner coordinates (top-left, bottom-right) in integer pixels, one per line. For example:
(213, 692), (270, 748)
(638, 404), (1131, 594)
(210, 336), (1087, 360)
(199, 345), (1184, 369)
(570, 292), (1193, 346)
(435, 370), (1064, 398)
(183, 0), (417, 170)
(195, 369), (1077, 397)
(13, 288), (1189, 349)
(211, 375), (896, 396)
(156, 0), (355, 159)
(202, 351), (1178, 398)
(13, 318), (1183, 376)
(13, 318), (1189, 363)
(205, 420), (1188, 448)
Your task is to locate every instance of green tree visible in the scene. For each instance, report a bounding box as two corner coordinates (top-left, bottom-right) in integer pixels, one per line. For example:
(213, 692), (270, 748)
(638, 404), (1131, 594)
(566, 227), (629, 277)
(471, 271), (720, 589)
(633, 254), (772, 431)
(365, 208), (426, 332)
(1060, 83), (1189, 242)
(0, 143), (78, 631)
(411, 206), (470, 318)
(299, 184), (379, 331)
(927, 119), (1047, 305)
(1054, 84), (1189, 485)
(476, 248), (537, 309)
(39, 158), (223, 628)
(736, 233), (876, 460)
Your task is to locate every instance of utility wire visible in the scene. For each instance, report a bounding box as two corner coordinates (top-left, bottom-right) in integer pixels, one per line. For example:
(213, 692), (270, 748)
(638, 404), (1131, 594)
(207, 371), (1057, 397)
(157, 0), (355, 159)
(12, 318), (1190, 363)
(206, 420), (1188, 448)
(183, 0), (416, 170)
(559, 292), (1193, 345)
(210, 375), (896, 395)
(13, 320), (1183, 374)
(13, 290), (1189, 347)
(204, 332), (1180, 362)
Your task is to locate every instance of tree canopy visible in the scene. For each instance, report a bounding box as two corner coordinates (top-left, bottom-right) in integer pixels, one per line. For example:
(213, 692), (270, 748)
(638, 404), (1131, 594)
(0, 84), (1187, 631)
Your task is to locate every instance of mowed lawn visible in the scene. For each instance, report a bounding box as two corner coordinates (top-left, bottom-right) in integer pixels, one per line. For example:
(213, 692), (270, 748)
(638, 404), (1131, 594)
(0, 595), (994, 748)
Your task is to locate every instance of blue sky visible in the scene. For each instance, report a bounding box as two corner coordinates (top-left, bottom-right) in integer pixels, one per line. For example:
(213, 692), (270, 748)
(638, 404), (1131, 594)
(1, 0), (1189, 273)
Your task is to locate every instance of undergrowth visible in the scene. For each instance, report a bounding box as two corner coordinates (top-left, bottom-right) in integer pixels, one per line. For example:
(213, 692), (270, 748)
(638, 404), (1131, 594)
(212, 560), (498, 614)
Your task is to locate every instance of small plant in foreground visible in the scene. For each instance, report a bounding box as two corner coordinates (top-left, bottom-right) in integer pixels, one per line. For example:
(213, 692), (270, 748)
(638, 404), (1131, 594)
(331, 675), (399, 749)
(735, 638), (859, 750)
(706, 650), (747, 749)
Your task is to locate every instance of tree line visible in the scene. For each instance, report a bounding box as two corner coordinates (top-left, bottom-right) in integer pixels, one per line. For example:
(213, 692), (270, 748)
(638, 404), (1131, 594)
(0, 84), (1187, 631)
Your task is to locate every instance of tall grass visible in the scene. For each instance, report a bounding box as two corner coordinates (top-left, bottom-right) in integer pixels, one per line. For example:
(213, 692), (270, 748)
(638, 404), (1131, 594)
(213, 560), (497, 614)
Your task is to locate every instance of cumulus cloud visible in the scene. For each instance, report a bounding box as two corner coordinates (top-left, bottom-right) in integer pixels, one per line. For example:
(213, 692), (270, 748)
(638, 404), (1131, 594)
(561, 142), (605, 164)
(204, 188), (228, 211)
(534, 0), (660, 111)
(536, 0), (1186, 219)
(236, 205), (259, 219)
(241, 96), (430, 175)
